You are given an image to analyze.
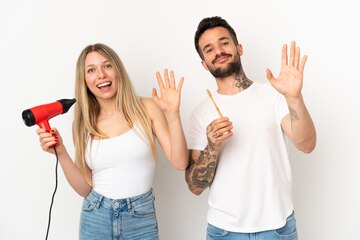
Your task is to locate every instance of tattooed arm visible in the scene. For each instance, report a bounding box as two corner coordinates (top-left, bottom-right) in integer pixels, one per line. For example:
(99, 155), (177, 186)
(185, 117), (233, 195)
(266, 41), (316, 153)
(280, 96), (316, 153)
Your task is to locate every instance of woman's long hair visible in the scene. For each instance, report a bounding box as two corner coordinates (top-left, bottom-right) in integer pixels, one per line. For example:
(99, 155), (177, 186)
(73, 43), (156, 185)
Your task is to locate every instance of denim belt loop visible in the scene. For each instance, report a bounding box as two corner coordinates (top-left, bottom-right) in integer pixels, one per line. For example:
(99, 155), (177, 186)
(126, 198), (131, 210)
(95, 194), (104, 209)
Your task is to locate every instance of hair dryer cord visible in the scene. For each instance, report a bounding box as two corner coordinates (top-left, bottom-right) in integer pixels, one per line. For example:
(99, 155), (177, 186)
(45, 146), (59, 240)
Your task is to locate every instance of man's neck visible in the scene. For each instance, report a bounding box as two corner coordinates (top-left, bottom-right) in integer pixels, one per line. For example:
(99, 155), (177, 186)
(216, 71), (253, 95)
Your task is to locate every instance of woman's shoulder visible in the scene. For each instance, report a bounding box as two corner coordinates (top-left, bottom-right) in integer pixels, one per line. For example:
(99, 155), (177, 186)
(140, 97), (156, 109)
(140, 97), (162, 118)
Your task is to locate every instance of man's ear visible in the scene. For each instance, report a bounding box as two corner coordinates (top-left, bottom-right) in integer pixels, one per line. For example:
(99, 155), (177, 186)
(201, 60), (209, 70)
(237, 44), (243, 56)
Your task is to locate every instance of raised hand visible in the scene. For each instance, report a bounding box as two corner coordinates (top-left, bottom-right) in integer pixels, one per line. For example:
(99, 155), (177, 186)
(152, 68), (184, 114)
(266, 41), (307, 99)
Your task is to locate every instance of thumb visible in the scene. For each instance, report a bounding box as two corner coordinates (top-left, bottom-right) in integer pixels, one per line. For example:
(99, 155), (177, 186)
(152, 88), (159, 102)
(266, 68), (275, 83)
(50, 127), (61, 138)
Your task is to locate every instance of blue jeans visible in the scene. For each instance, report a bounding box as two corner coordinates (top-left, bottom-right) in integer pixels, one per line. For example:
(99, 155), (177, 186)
(206, 212), (298, 240)
(79, 189), (159, 240)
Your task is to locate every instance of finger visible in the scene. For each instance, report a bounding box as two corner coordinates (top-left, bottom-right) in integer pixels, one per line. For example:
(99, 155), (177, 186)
(169, 70), (175, 89)
(37, 127), (50, 134)
(216, 131), (233, 141)
(211, 117), (229, 126)
(36, 128), (46, 135)
(152, 88), (159, 102)
(214, 122), (233, 134)
(266, 68), (275, 83)
(212, 122), (233, 138)
(207, 117), (230, 133)
(41, 135), (57, 148)
(299, 55), (308, 72)
(156, 71), (165, 90)
(289, 41), (296, 66)
(211, 119), (232, 132)
(164, 68), (170, 88)
(177, 77), (184, 91)
(294, 47), (300, 69)
(43, 140), (58, 150)
(282, 44), (288, 67)
(38, 130), (53, 140)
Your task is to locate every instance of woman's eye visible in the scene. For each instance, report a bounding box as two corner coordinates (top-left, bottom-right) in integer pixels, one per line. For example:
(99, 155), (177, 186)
(105, 64), (112, 68)
(87, 68), (95, 73)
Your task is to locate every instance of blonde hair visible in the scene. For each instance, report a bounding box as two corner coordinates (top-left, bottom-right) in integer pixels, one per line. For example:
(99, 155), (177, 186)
(73, 43), (156, 185)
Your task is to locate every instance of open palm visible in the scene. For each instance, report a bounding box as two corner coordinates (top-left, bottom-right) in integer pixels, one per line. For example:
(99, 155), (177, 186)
(266, 41), (307, 98)
(152, 69), (184, 114)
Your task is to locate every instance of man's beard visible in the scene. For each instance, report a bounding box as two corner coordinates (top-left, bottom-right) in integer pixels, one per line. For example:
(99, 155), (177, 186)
(208, 54), (241, 78)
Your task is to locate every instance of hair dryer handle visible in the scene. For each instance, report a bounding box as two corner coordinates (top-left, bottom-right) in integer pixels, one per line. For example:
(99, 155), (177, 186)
(37, 120), (58, 147)
(37, 120), (51, 132)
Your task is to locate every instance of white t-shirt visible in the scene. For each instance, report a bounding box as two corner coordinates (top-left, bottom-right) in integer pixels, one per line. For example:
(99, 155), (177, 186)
(86, 127), (155, 199)
(188, 82), (293, 232)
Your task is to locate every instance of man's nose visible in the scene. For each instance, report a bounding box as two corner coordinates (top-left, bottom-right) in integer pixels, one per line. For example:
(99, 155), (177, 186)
(214, 44), (224, 55)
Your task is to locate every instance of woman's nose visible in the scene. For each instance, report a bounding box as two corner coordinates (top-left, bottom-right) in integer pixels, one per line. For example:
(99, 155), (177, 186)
(98, 68), (106, 79)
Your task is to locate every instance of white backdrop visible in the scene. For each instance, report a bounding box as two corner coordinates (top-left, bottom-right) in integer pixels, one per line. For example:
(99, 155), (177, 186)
(1, 0), (359, 239)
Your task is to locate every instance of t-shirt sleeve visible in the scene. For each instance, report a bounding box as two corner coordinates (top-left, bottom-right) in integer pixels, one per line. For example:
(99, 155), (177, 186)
(187, 110), (208, 151)
(276, 93), (289, 125)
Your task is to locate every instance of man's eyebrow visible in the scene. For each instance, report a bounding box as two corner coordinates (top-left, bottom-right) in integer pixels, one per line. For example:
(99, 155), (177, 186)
(219, 36), (230, 41)
(202, 37), (231, 52)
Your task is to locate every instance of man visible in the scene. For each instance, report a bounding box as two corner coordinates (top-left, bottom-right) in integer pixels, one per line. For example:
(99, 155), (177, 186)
(185, 16), (316, 240)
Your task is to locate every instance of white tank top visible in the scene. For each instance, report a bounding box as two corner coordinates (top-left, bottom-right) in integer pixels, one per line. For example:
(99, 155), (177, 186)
(85, 128), (155, 199)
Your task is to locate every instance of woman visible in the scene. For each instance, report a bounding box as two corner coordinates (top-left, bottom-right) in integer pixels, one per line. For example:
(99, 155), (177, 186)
(37, 43), (188, 239)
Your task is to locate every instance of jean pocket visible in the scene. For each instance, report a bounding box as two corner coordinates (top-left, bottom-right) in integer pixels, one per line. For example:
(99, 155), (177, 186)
(274, 213), (297, 238)
(207, 224), (228, 238)
(132, 199), (155, 218)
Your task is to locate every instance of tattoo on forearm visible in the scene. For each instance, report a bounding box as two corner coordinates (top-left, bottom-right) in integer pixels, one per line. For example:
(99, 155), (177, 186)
(289, 107), (299, 121)
(185, 145), (218, 192)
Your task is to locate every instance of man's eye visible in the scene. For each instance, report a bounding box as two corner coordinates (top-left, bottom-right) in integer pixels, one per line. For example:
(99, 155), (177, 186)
(222, 42), (229, 46)
(206, 48), (213, 54)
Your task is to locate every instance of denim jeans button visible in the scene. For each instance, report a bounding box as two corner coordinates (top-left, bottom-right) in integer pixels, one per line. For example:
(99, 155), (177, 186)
(114, 201), (120, 207)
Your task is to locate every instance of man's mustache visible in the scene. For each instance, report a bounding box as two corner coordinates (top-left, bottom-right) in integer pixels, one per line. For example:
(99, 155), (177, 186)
(212, 53), (232, 64)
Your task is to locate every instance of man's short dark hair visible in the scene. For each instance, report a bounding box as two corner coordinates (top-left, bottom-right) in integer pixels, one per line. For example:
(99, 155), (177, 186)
(194, 16), (238, 59)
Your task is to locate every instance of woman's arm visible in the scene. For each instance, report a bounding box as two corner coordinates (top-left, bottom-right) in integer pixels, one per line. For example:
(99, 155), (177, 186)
(143, 69), (188, 170)
(37, 128), (92, 197)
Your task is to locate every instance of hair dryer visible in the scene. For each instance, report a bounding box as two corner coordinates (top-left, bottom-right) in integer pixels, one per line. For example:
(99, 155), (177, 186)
(22, 98), (76, 132)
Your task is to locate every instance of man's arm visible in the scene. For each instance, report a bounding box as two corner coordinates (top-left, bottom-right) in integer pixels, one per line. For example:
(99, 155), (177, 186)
(185, 117), (233, 195)
(281, 95), (316, 153)
(185, 146), (218, 195)
(266, 41), (316, 153)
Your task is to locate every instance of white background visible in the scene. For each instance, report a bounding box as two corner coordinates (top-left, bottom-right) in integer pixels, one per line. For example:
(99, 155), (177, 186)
(1, 0), (359, 239)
